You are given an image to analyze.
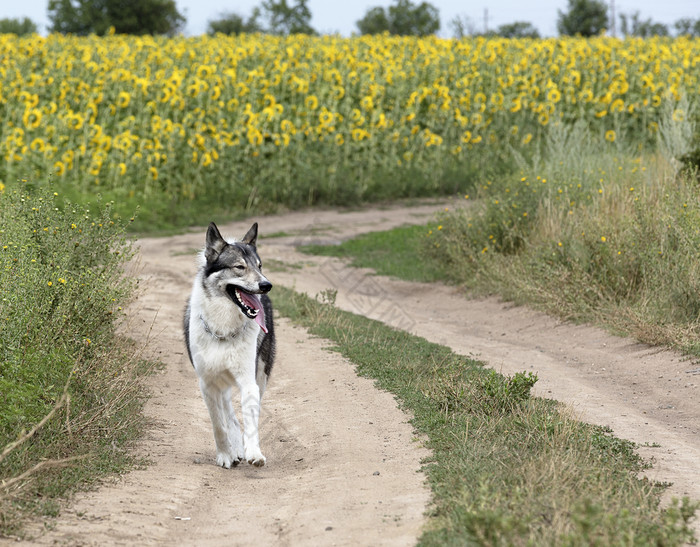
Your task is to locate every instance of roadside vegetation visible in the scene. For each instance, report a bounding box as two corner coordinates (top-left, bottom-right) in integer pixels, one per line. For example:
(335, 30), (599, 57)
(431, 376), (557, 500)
(301, 222), (448, 283)
(0, 186), (150, 538)
(275, 287), (697, 545)
(305, 103), (700, 357)
(428, 106), (700, 357)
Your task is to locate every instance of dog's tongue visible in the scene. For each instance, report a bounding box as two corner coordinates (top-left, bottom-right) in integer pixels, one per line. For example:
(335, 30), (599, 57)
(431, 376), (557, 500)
(239, 291), (267, 333)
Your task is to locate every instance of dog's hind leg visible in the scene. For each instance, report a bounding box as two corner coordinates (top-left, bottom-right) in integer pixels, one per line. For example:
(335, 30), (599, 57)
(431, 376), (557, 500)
(199, 380), (238, 469)
(238, 377), (266, 467)
(256, 357), (269, 399)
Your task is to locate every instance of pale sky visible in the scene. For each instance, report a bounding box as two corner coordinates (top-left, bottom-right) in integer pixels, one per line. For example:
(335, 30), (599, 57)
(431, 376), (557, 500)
(2, 0), (698, 37)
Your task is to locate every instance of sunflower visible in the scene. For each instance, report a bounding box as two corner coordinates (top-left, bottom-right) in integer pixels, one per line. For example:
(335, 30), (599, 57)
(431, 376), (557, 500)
(30, 138), (46, 152)
(22, 108), (42, 130)
(305, 95), (319, 110)
(117, 91), (131, 109)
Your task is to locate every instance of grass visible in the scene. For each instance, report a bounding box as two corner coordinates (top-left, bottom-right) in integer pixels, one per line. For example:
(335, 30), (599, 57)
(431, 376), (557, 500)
(54, 185), (261, 237)
(0, 184), (151, 538)
(300, 223), (447, 283)
(51, 155), (494, 235)
(275, 287), (698, 545)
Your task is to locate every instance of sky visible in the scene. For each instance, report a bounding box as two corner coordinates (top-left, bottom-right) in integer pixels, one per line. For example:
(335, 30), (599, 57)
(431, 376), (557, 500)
(2, 0), (698, 38)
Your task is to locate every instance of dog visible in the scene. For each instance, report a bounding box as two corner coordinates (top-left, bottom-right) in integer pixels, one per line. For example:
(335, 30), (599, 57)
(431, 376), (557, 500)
(184, 222), (275, 468)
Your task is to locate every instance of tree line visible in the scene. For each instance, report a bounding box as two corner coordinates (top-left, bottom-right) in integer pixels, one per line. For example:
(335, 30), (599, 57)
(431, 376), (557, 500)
(1, 0), (698, 38)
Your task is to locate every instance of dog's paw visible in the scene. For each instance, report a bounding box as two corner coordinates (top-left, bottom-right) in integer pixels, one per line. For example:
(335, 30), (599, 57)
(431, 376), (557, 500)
(231, 436), (244, 463)
(216, 452), (242, 469)
(245, 448), (266, 467)
(248, 455), (266, 467)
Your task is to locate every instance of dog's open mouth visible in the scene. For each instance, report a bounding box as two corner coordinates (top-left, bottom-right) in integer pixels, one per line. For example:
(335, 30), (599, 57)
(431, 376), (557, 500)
(226, 285), (268, 333)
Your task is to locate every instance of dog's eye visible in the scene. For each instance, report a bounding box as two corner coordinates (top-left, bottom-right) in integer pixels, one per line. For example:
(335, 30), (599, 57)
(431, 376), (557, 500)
(234, 264), (245, 271)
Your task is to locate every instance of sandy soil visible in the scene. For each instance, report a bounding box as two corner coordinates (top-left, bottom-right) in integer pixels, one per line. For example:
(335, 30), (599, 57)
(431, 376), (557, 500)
(20, 199), (700, 544)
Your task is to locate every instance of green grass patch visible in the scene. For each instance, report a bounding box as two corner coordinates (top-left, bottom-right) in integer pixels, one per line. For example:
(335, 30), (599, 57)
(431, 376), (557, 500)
(264, 258), (305, 273)
(0, 185), (151, 538)
(275, 287), (697, 545)
(45, 152), (495, 235)
(300, 223), (447, 283)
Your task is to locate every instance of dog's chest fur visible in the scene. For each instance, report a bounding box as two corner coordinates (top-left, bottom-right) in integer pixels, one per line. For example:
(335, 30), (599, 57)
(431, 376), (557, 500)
(187, 275), (260, 389)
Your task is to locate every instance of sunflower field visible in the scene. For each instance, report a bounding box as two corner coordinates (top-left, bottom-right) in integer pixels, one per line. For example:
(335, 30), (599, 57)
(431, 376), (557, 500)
(0, 32), (699, 220)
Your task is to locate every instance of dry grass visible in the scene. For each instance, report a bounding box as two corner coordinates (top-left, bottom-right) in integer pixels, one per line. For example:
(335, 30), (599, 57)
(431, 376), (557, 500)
(428, 117), (700, 356)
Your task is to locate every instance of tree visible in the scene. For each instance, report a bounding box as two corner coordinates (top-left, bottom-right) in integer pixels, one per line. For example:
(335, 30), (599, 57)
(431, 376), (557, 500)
(207, 9), (262, 35)
(0, 17), (38, 35)
(449, 14), (478, 38)
(619, 12), (669, 37)
(496, 21), (540, 38)
(261, 0), (315, 35)
(48, 0), (186, 36)
(674, 18), (700, 37)
(356, 0), (440, 36)
(357, 7), (391, 35)
(557, 0), (608, 37)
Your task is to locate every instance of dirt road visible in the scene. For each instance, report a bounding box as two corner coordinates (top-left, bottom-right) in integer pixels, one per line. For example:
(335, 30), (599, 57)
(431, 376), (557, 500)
(27, 200), (699, 543)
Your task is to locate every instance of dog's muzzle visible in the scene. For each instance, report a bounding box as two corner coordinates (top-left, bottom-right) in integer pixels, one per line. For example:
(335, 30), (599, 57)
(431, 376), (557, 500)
(258, 281), (272, 294)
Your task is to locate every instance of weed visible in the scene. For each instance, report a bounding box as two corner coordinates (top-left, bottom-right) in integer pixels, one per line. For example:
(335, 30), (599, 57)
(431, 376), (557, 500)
(0, 185), (150, 538)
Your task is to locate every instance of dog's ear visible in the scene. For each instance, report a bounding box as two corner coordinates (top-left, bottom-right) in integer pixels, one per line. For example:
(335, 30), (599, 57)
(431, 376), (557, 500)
(241, 223), (258, 247)
(205, 222), (227, 262)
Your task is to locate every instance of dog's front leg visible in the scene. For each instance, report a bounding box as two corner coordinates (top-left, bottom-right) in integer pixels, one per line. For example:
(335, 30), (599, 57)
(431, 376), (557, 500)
(199, 380), (238, 469)
(222, 387), (244, 464)
(239, 380), (266, 467)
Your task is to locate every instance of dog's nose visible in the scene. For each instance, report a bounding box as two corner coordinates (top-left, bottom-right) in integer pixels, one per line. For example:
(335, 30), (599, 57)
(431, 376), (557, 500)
(259, 281), (272, 293)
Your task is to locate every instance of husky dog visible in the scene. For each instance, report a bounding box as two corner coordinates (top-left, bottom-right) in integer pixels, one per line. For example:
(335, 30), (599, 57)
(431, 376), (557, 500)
(184, 222), (275, 468)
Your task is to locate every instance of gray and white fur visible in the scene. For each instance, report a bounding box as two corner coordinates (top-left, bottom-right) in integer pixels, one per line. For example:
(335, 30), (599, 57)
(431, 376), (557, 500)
(184, 222), (275, 468)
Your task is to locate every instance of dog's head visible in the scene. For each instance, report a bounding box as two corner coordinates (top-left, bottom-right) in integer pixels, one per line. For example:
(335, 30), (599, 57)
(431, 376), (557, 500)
(201, 222), (272, 330)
